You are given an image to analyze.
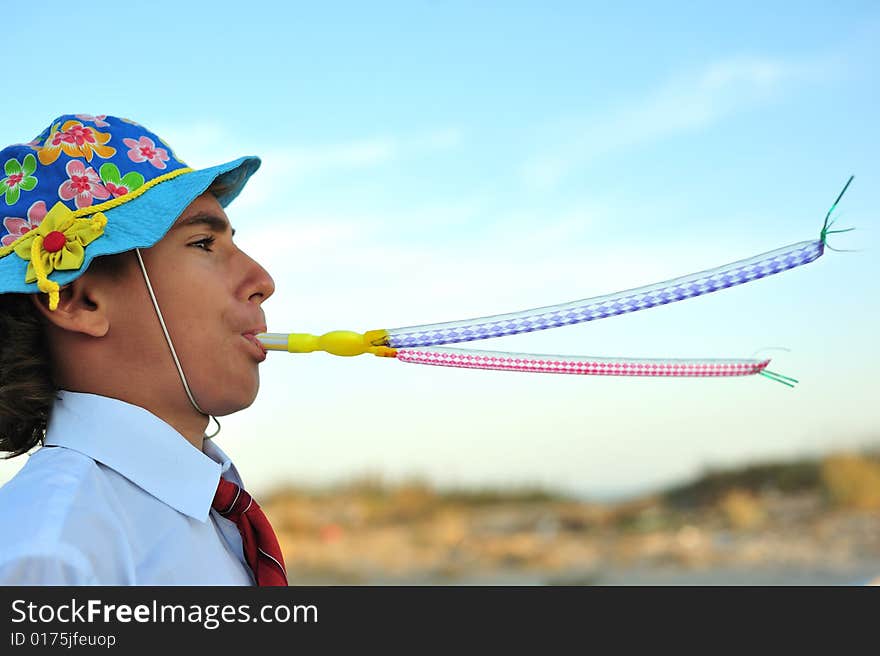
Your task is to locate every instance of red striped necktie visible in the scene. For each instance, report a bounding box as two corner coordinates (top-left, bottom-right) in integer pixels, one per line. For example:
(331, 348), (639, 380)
(212, 478), (288, 586)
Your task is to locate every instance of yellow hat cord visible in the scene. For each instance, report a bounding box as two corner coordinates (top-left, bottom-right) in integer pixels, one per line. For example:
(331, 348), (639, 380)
(29, 235), (59, 310)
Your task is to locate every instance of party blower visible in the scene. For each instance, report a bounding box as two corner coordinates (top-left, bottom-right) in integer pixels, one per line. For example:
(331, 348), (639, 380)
(256, 177), (856, 388)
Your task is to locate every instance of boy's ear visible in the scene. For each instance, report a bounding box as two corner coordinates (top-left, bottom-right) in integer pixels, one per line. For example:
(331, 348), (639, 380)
(30, 276), (111, 338)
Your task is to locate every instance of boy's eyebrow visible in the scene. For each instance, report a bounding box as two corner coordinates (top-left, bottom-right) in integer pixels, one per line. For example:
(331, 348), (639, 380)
(172, 212), (236, 237)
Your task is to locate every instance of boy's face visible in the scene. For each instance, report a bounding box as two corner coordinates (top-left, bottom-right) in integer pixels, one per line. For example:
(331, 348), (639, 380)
(105, 192), (275, 417)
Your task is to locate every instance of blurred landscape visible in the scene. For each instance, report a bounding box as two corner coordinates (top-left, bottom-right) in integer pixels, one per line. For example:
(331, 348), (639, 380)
(262, 450), (880, 586)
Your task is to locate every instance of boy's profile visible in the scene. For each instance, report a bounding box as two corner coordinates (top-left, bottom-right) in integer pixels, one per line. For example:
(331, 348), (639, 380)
(0, 114), (287, 585)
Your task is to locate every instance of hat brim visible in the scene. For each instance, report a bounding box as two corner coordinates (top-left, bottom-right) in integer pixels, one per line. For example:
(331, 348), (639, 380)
(0, 156), (260, 293)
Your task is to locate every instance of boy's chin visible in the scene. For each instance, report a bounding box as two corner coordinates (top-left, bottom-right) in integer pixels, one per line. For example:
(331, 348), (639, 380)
(206, 386), (260, 416)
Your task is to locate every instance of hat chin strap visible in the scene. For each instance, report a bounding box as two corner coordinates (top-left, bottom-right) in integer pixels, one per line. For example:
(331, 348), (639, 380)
(133, 248), (221, 440)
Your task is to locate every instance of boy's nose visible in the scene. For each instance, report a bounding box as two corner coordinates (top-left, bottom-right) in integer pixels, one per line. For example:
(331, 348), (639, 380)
(243, 252), (275, 304)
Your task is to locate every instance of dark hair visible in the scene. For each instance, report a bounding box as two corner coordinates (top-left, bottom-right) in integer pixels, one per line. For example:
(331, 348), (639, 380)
(0, 252), (130, 458)
(0, 292), (56, 458)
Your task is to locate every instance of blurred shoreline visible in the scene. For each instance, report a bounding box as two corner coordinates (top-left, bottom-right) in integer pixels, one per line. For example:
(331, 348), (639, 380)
(262, 450), (880, 585)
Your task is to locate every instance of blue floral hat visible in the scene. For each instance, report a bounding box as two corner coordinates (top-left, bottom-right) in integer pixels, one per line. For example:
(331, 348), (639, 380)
(0, 114), (259, 310)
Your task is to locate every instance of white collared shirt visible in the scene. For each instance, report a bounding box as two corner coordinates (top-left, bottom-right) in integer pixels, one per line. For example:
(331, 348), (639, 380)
(0, 391), (256, 585)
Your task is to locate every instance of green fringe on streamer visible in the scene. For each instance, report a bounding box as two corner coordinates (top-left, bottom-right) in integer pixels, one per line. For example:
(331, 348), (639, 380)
(759, 369), (798, 388)
(820, 175), (855, 246)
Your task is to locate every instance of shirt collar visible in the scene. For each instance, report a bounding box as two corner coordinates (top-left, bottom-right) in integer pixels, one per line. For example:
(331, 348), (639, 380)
(44, 390), (239, 522)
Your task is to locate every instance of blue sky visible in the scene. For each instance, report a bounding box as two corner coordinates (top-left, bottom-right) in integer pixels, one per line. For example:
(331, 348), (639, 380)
(1, 1), (878, 498)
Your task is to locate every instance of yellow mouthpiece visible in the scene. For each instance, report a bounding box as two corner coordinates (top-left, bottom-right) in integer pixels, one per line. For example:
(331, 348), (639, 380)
(255, 329), (397, 358)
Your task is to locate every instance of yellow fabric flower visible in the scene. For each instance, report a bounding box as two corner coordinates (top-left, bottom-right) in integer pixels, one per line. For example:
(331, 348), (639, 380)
(8, 201), (107, 310)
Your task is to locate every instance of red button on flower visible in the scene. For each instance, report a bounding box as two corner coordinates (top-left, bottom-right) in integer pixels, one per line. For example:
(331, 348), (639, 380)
(42, 230), (67, 253)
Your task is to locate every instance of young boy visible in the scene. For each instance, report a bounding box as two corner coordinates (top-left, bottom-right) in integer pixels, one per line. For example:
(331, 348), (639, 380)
(0, 114), (287, 585)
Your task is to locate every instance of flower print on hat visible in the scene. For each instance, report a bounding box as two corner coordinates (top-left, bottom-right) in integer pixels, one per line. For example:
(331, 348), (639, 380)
(0, 113), (191, 253)
(58, 160), (110, 209)
(36, 120), (116, 165)
(98, 163), (145, 198)
(1, 154), (38, 205)
(123, 135), (170, 169)
(1, 200), (47, 247)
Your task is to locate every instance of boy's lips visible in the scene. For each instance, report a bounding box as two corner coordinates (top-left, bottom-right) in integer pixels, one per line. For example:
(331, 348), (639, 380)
(241, 331), (267, 362)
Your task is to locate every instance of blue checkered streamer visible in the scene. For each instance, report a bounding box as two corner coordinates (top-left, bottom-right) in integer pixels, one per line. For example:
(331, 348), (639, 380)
(387, 239), (824, 348)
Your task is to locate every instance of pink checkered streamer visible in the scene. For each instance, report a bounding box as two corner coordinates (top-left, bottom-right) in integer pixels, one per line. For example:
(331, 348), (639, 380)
(395, 347), (770, 377)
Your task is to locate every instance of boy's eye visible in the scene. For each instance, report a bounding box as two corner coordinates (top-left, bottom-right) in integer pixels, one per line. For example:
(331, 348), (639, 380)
(190, 236), (216, 251)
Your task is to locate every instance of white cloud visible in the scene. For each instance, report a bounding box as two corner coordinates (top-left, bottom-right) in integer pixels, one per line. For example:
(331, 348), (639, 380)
(152, 122), (463, 214)
(521, 53), (833, 190)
